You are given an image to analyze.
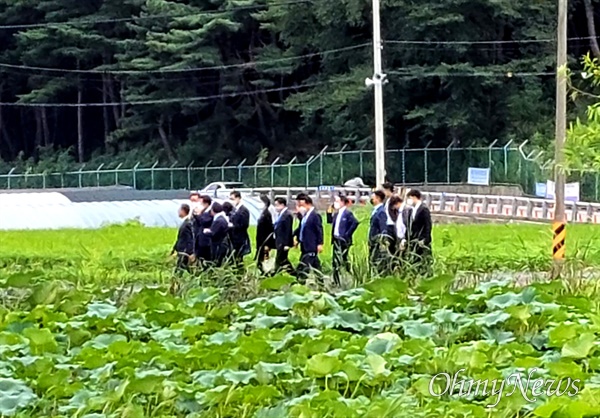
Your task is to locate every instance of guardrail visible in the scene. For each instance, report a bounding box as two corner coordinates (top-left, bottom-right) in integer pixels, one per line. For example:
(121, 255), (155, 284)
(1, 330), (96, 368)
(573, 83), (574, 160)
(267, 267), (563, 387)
(215, 187), (600, 224)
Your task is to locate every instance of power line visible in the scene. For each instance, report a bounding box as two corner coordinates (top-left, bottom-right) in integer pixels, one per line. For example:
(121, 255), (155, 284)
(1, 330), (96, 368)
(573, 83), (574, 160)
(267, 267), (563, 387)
(389, 70), (555, 78)
(0, 0), (312, 30)
(0, 77), (356, 107)
(0, 44), (371, 75)
(385, 35), (600, 46)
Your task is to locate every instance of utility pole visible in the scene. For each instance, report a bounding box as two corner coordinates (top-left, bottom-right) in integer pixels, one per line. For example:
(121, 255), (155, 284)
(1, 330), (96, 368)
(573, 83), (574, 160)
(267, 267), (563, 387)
(553, 0), (567, 268)
(369, 0), (387, 187)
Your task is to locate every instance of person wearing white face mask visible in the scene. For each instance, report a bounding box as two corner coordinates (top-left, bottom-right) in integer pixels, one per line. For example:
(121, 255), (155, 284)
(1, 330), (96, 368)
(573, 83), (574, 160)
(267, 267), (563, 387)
(327, 195), (359, 287)
(273, 197), (294, 273)
(405, 189), (432, 273)
(294, 193), (324, 283)
(193, 195), (214, 268)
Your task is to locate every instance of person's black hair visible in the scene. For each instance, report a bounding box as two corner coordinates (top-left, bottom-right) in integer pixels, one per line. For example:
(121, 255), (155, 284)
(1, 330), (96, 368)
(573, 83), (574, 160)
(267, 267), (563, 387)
(180, 204), (191, 215)
(338, 194), (350, 205)
(223, 202), (234, 215)
(389, 195), (403, 206)
(372, 190), (386, 202)
(211, 202), (223, 213)
(387, 195), (403, 222)
(189, 191), (200, 198)
(260, 194), (270, 207)
(382, 182), (395, 193)
(406, 189), (422, 200)
(200, 195), (212, 205)
(274, 197), (287, 206)
(230, 191), (241, 199)
(296, 193), (313, 205)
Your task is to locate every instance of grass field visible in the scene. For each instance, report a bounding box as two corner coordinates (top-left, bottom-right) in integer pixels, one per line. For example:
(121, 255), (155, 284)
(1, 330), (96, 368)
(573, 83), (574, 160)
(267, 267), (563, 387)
(1, 221), (600, 417)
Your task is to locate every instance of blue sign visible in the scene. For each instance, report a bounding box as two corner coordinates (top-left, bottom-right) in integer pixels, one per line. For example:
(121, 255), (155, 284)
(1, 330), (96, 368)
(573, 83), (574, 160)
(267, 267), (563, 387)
(467, 168), (490, 186)
(318, 185), (335, 191)
(535, 183), (547, 197)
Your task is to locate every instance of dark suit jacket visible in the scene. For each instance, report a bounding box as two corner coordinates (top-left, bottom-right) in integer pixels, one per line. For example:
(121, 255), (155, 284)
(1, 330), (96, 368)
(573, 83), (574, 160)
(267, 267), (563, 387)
(274, 209), (294, 250)
(173, 217), (194, 255)
(295, 210), (323, 254)
(369, 205), (388, 241)
(230, 204), (251, 251)
(205, 215), (230, 247)
(330, 209), (359, 245)
(193, 210), (213, 248)
(256, 210), (276, 250)
(407, 204), (432, 246)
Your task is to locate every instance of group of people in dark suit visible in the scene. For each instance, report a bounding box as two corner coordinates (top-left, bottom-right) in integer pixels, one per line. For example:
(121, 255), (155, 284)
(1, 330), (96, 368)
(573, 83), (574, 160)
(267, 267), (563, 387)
(171, 191), (252, 273)
(368, 184), (433, 274)
(172, 185), (433, 283)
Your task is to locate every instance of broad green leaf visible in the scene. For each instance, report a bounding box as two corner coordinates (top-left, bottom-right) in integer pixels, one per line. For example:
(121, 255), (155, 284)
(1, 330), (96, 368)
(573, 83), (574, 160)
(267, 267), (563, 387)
(486, 292), (522, 309)
(85, 302), (118, 319)
(268, 293), (308, 311)
(562, 333), (596, 359)
(366, 354), (388, 376)
(23, 328), (57, 354)
(476, 311), (511, 327)
(306, 354), (342, 377)
(0, 378), (37, 416)
(401, 320), (436, 339)
(261, 275), (295, 291)
(365, 333), (400, 355)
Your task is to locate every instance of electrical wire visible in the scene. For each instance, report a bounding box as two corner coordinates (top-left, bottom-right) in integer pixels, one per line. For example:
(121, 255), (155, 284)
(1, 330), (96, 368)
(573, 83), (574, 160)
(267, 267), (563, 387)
(0, 43), (371, 75)
(0, 0), (313, 30)
(385, 35), (600, 46)
(0, 76), (357, 107)
(389, 70), (555, 78)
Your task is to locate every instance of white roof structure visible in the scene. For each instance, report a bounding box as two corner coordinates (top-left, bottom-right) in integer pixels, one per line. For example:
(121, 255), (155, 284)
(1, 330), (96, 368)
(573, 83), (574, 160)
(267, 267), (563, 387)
(0, 192), (265, 230)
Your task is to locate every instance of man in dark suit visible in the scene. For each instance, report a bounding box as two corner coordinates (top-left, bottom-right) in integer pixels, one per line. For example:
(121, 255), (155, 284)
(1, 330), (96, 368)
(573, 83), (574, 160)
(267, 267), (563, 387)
(405, 189), (433, 273)
(294, 193), (324, 282)
(229, 191), (251, 267)
(273, 197), (294, 273)
(328, 194), (359, 286)
(172, 204), (195, 275)
(382, 182), (398, 252)
(193, 195), (213, 267)
(369, 190), (389, 274)
(203, 203), (231, 267)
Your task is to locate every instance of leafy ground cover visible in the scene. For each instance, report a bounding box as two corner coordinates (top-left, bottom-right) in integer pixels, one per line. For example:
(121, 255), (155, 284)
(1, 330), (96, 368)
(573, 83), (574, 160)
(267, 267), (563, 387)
(0, 273), (599, 417)
(1, 223), (600, 417)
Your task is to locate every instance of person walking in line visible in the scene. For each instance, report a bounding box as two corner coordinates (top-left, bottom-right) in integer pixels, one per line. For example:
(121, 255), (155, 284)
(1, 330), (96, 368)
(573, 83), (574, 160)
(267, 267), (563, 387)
(172, 204), (195, 275)
(255, 195), (276, 274)
(193, 195), (213, 267)
(387, 194), (407, 270)
(382, 182), (398, 255)
(273, 197), (294, 273)
(294, 193), (324, 282)
(369, 190), (389, 274)
(203, 203), (231, 267)
(229, 191), (251, 268)
(405, 189), (433, 273)
(328, 194), (359, 287)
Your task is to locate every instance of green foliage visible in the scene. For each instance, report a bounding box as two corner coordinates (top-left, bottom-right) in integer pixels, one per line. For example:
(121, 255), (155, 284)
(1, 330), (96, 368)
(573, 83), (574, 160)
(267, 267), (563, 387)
(0, 0), (577, 168)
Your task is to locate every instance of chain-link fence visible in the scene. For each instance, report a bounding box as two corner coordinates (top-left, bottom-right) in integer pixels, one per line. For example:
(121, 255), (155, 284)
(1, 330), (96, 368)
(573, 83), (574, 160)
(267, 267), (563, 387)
(2, 142), (599, 201)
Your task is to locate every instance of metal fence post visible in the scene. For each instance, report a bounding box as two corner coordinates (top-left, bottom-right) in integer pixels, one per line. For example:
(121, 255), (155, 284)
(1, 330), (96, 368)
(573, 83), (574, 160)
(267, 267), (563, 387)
(151, 161), (158, 189)
(271, 157), (280, 186)
(359, 147), (364, 178)
(7, 167), (15, 189)
(446, 140), (455, 183)
(237, 159), (247, 183)
(133, 162), (140, 189)
(204, 160), (212, 186)
(96, 164), (105, 187)
(114, 163), (123, 186)
(170, 161), (178, 189)
(254, 160), (259, 186)
(78, 165), (85, 188)
(503, 140), (513, 181)
(339, 144), (347, 183)
(596, 173), (599, 201)
(319, 146), (328, 185)
(305, 155), (316, 187)
(220, 160), (229, 183)
(401, 146), (407, 184)
(42, 170), (47, 189)
(287, 156), (297, 187)
(424, 141), (432, 184)
(187, 161), (195, 190)
(488, 139), (498, 172)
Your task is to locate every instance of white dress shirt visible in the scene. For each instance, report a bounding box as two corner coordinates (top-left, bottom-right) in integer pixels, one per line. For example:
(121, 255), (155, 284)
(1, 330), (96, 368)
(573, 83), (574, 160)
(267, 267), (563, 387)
(333, 207), (346, 238)
(412, 200), (422, 220)
(384, 199), (395, 226)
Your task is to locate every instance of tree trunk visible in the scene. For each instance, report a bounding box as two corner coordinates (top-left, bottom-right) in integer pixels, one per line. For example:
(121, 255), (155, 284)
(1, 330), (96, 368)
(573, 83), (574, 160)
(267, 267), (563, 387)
(102, 74), (110, 145)
(35, 108), (43, 150)
(107, 76), (120, 127)
(42, 107), (50, 147)
(0, 103), (16, 159)
(77, 80), (84, 163)
(158, 115), (176, 162)
(120, 80), (126, 122)
(584, 0), (600, 59)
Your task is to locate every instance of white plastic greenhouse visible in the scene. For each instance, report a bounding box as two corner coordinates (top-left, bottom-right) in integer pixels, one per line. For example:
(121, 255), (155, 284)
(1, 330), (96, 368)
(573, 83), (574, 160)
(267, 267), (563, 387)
(0, 192), (265, 230)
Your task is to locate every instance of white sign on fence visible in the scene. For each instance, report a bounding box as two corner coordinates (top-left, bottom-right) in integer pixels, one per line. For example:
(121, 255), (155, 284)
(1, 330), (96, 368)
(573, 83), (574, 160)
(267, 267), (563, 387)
(318, 185), (335, 191)
(545, 181), (580, 202)
(535, 183), (547, 197)
(467, 168), (490, 186)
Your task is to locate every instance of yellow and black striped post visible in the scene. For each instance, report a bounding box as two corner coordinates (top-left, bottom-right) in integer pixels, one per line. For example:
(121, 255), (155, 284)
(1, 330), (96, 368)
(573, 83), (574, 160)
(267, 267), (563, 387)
(552, 222), (566, 261)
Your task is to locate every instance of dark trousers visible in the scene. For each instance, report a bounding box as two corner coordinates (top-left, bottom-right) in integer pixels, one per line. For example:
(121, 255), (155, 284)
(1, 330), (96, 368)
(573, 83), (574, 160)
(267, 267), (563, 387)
(275, 248), (292, 273)
(332, 238), (350, 286)
(296, 252), (321, 282)
(196, 245), (212, 268)
(256, 246), (270, 274)
(408, 240), (432, 275)
(369, 238), (389, 275)
(175, 253), (191, 276)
